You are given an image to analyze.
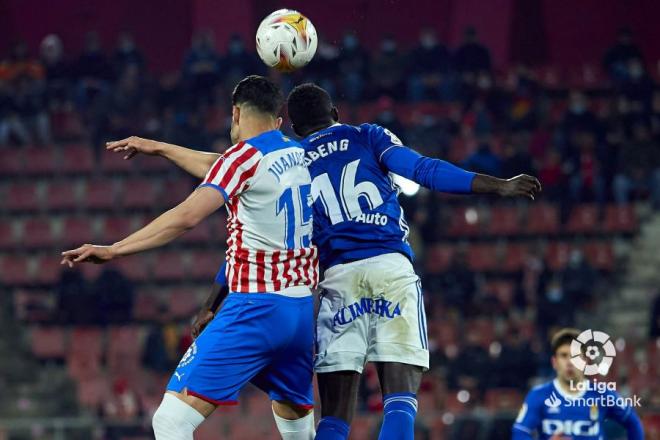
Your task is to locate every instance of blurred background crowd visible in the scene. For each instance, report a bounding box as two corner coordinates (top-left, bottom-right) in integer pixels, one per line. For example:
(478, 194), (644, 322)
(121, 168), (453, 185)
(1, 0), (659, 439)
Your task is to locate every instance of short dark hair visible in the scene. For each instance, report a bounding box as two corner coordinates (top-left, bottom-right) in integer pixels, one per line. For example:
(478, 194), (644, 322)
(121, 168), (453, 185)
(551, 328), (580, 355)
(232, 75), (283, 116)
(287, 83), (334, 135)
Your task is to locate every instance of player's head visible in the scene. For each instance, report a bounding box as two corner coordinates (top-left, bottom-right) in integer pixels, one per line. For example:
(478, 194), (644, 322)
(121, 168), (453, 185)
(287, 83), (339, 138)
(230, 75), (283, 143)
(551, 328), (584, 383)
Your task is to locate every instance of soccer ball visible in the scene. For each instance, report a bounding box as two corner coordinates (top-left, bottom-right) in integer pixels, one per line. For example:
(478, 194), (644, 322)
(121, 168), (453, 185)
(256, 9), (317, 72)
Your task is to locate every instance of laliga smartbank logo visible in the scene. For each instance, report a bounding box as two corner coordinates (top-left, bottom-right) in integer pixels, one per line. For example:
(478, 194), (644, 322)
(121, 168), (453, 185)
(570, 329), (616, 376)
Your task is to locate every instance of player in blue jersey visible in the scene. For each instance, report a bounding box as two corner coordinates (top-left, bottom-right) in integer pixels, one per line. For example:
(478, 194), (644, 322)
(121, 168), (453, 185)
(286, 83), (541, 440)
(513, 328), (644, 440)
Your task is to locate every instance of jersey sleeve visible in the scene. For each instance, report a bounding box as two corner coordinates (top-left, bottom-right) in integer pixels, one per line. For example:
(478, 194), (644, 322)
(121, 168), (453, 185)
(199, 142), (262, 201)
(604, 390), (644, 439)
(361, 123), (405, 161)
(512, 390), (543, 439)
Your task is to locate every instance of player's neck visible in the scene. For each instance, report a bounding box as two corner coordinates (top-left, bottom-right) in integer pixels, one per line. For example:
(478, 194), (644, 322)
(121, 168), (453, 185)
(555, 377), (582, 395)
(239, 118), (279, 142)
(303, 121), (335, 137)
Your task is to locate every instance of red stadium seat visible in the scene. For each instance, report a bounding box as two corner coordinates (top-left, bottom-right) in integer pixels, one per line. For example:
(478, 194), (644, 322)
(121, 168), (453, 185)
(23, 147), (57, 175)
(100, 149), (134, 173)
(526, 203), (559, 235)
(0, 220), (17, 248)
(488, 206), (520, 236)
(121, 179), (160, 209)
(448, 206), (482, 236)
(113, 254), (152, 282)
(30, 326), (66, 359)
(132, 154), (171, 172)
(424, 243), (454, 274)
(467, 244), (498, 271)
(6, 182), (40, 211)
(76, 376), (108, 409)
(102, 217), (133, 243)
(189, 251), (224, 280)
(546, 242), (572, 271)
(60, 145), (95, 174)
(133, 291), (162, 320)
(162, 178), (196, 208)
(582, 241), (614, 271)
(61, 218), (96, 246)
(69, 327), (104, 356)
(22, 218), (56, 248)
(32, 255), (62, 284)
(502, 243), (527, 272)
(68, 350), (102, 381)
(44, 181), (79, 211)
(0, 257), (30, 285)
(83, 180), (117, 210)
(153, 252), (187, 281)
(0, 149), (24, 175)
(484, 388), (523, 411)
(566, 204), (599, 234)
(604, 204), (638, 233)
(168, 289), (201, 318)
(107, 326), (143, 373)
(180, 217), (213, 244)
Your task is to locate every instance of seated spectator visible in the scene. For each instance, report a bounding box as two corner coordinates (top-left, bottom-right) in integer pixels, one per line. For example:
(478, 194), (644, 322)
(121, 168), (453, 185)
(40, 34), (71, 108)
(337, 32), (369, 101)
(501, 132), (535, 177)
(454, 27), (492, 75)
(182, 30), (221, 97)
(561, 90), (599, 148)
(463, 141), (502, 177)
(142, 307), (181, 373)
(222, 34), (262, 87)
(369, 35), (407, 99)
(0, 40), (45, 83)
(538, 148), (567, 200)
(407, 28), (451, 101)
(602, 27), (644, 82)
(561, 249), (597, 308)
(568, 131), (605, 203)
(112, 32), (145, 78)
(56, 269), (95, 324)
(441, 250), (476, 314)
(94, 267), (135, 324)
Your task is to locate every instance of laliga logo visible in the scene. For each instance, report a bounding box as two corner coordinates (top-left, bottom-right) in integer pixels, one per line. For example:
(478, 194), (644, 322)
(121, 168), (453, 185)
(570, 329), (616, 376)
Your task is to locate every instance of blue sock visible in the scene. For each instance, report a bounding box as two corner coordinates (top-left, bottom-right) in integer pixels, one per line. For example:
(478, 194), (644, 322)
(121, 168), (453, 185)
(315, 416), (350, 440)
(378, 393), (417, 440)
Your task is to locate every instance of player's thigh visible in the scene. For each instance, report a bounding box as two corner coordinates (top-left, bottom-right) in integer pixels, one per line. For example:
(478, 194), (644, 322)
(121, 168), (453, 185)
(166, 294), (274, 405)
(317, 371), (361, 423)
(165, 390), (216, 418)
(375, 362), (423, 396)
(315, 264), (370, 373)
(365, 255), (429, 370)
(252, 296), (315, 408)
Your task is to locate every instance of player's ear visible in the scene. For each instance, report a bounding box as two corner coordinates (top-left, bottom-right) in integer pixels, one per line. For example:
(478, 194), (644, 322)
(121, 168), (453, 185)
(331, 107), (339, 122)
(232, 105), (240, 124)
(275, 116), (283, 129)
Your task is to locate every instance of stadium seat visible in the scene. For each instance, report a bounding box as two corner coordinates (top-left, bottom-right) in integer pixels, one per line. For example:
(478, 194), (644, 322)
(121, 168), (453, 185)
(0, 257), (30, 285)
(60, 145), (95, 174)
(168, 289), (200, 318)
(582, 241), (614, 271)
(83, 180), (118, 210)
(448, 206), (482, 236)
(61, 218), (96, 246)
(107, 326), (143, 373)
(488, 206), (521, 236)
(120, 179), (160, 209)
(180, 218), (213, 244)
(189, 251), (223, 280)
(76, 376), (108, 409)
(44, 181), (79, 211)
(526, 203), (559, 235)
(30, 326), (66, 359)
(67, 349), (102, 381)
(0, 220), (17, 248)
(484, 388), (523, 411)
(0, 149), (24, 176)
(100, 149), (134, 173)
(349, 416), (376, 440)
(6, 182), (41, 212)
(31, 255), (61, 285)
(113, 254), (151, 282)
(102, 217), (133, 243)
(22, 218), (56, 248)
(424, 243), (454, 274)
(132, 154), (172, 172)
(153, 252), (187, 282)
(604, 204), (638, 233)
(23, 147), (57, 175)
(162, 178), (196, 208)
(502, 243), (527, 272)
(467, 244), (499, 271)
(133, 291), (162, 321)
(566, 204), (599, 233)
(546, 242), (572, 270)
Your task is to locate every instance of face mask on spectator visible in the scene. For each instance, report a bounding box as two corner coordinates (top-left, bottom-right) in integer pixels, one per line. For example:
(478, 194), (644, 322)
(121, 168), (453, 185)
(343, 35), (358, 50)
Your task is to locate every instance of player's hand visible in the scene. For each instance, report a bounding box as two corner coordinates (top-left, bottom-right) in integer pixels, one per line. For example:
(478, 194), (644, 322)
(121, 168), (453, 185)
(106, 136), (162, 160)
(191, 309), (215, 338)
(497, 174), (542, 200)
(60, 244), (116, 268)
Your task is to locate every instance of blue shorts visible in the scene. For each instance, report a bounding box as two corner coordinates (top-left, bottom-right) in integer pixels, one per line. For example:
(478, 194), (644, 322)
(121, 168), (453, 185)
(166, 293), (314, 408)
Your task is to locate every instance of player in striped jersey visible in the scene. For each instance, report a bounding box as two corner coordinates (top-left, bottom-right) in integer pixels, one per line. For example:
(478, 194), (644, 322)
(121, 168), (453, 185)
(62, 76), (318, 440)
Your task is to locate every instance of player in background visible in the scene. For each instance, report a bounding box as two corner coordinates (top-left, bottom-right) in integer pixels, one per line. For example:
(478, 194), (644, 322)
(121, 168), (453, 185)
(108, 83), (540, 440)
(513, 328), (643, 440)
(63, 76), (318, 440)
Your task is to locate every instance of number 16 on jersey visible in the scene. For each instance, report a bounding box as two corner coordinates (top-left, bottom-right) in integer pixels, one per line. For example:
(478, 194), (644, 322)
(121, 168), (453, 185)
(276, 184), (313, 248)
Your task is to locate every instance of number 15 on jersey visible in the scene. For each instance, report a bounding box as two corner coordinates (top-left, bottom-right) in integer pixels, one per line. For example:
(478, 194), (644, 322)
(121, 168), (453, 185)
(276, 184), (313, 248)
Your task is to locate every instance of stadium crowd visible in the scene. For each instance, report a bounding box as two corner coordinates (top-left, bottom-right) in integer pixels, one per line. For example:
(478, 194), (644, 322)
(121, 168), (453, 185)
(2, 25), (659, 437)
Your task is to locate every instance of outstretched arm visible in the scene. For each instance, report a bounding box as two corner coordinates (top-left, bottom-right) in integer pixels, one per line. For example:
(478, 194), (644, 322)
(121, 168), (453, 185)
(380, 146), (541, 199)
(106, 136), (220, 179)
(61, 187), (224, 266)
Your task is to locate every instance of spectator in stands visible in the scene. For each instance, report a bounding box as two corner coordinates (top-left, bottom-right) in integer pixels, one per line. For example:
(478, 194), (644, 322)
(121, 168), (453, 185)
(441, 249), (477, 314)
(538, 148), (567, 200)
(602, 27), (644, 82)
(103, 377), (144, 439)
(501, 132), (536, 177)
(568, 131), (606, 203)
(222, 34), (262, 88)
(373, 96), (406, 137)
(0, 40), (45, 83)
(142, 307), (181, 373)
(493, 326), (535, 389)
(454, 27), (492, 75)
(306, 38), (339, 96)
(407, 28), (451, 101)
(10, 75), (51, 145)
(337, 32), (369, 101)
(112, 32), (145, 78)
(93, 267), (135, 324)
(614, 121), (660, 208)
(369, 35), (407, 99)
(650, 290), (660, 338)
(561, 90), (599, 146)
(56, 269), (95, 324)
(182, 29), (221, 97)
(447, 328), (489, 394)
(536, 276), (572, 337)
(463, 141), (502, 177)
(561, 249), (597, 308)
(40, 34), (71, 109)
(0, 79), (32, 146)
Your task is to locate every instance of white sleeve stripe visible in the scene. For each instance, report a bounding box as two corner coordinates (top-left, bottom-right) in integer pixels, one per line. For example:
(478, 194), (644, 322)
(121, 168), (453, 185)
(207, 143), (254, 186)
(222, 152), (262, 195)
(378, 144), (401, 162)
(512, 424), (532, 433)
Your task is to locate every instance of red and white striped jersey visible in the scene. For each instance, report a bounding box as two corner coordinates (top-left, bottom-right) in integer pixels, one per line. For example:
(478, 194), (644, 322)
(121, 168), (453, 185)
(200, 130), (318, 296)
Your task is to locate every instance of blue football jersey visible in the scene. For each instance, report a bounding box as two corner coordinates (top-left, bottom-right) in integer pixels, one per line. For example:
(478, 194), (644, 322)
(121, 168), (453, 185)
(301, 123), (413, 270)
(513, 380), (635, 440)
